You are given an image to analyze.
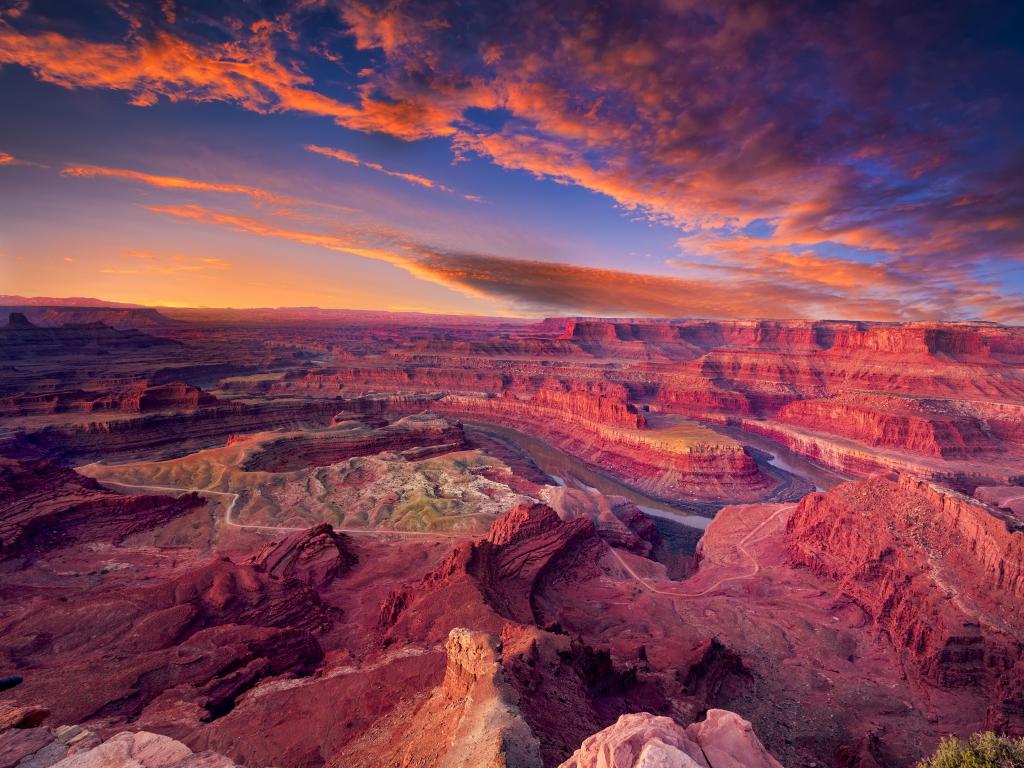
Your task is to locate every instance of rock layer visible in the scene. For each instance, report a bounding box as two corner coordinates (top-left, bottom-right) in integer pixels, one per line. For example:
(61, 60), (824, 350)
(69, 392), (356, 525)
(0, 459), (203, 560)
(249, 523), (357, 588)
(787, 475), (1024, 731)
(0, 554), (329, 724)
(380, 503), (609, 637)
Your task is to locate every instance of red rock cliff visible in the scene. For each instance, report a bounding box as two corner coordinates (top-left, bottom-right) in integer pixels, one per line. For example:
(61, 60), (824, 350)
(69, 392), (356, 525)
(787, 475), (1024, 732)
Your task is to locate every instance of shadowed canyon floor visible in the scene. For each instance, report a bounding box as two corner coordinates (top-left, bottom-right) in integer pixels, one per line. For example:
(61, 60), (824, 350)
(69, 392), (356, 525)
(2, 308), (1024, 767)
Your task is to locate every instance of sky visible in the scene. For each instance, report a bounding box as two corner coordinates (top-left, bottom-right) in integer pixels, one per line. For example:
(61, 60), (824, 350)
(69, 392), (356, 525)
(1, 0), (1023, 321)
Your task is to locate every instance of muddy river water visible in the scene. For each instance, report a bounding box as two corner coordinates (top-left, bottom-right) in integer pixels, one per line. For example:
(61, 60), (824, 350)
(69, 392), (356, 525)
(704, 422), (852, 492)
(464, 420), (849, 534)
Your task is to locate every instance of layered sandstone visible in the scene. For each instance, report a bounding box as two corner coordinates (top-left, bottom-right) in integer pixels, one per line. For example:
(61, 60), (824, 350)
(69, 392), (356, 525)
(250, 523), (357, 588)
(741, 418), (1024, 490)
(341, 394), (770, 501)
(2, 309), (1024, 768)
(20, 399), (342, 462)
(776, 393), (1000, 458)
(241, 413), (466, 472)
(0, 383), (217, 418)
(0, 553), (329, 724)
(787, 475), (1024, 731)
(0, 459), (203, 560)
(379, 503), (608, 637)
(296, 374), (646, 430)
(422, 629), (541, 768)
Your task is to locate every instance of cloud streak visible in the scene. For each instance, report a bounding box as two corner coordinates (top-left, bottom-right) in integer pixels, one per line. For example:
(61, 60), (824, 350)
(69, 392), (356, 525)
(61, 164), (357, 214)
(100, 251), (231, 276)
(147, 200), (989, 321)
(305, 144), (452, 192)
(63, 165), (290, 203)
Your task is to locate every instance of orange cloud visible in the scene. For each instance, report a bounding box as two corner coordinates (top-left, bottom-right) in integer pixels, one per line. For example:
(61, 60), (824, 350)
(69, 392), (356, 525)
(305, 144), (453, 191)
(5, 2), (1021, 321)
(61, 163), (357, 213)
(146, 201), (954, 321)
(0, 21), (457, 140)
(100, 250), (231, 276)
(676, 233), (917, 292)
(62, 164), (288, 202)
(146, 203), (410, 266)
(305, 144), (360, 166)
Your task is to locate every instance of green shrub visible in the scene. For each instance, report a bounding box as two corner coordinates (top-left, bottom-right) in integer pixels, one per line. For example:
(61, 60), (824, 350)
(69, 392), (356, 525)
(918, 733), (1024, 768)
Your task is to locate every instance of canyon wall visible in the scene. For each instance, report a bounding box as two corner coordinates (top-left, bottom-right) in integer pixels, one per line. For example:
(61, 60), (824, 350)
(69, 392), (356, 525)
(19, 399), (343, 462)
(0, 458), (204, 560)
(776, 394), (1000, 458)
(340, 392), (770, 501)
(787, 475), (1024, 732)
(0, 383), (217, 417)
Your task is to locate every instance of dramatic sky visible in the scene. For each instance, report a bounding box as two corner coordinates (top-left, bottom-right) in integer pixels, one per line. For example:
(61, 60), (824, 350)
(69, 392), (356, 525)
(1, 0), (1023, 320)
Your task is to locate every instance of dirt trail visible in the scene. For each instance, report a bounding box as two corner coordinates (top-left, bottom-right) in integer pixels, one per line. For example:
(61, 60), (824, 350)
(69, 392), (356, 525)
(610, 505), (792, 598)
(96, 479), (465, 539)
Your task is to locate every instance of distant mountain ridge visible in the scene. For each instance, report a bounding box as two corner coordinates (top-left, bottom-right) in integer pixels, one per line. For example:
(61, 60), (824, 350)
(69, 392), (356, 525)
(0, 303), (176, 330)
(0, 312), (180, 360)
(0, 295), (146, 308)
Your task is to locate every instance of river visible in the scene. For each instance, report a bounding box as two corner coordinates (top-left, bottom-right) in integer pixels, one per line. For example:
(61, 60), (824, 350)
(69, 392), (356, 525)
(464, 422), (715, 530)
(703, 422), (852, 491)
(463, 417), (850, 536)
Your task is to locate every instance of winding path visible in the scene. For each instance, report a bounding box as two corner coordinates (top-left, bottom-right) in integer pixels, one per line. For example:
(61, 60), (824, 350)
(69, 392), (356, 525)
(610, 504), (791, 598)
(94, 471), (791, 593)
(96, 479), (465, 540)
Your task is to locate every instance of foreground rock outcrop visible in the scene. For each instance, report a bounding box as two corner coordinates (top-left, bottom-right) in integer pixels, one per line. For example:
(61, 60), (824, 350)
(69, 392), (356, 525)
(50, 730), (239, 768)
(0, 713), (242, 768)
(558, 710), (783, 768)
(329, 628), (543, 768)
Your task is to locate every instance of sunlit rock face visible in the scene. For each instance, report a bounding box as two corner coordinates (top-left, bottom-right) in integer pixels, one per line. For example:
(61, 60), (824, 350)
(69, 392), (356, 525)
(558, 710), (783, 768)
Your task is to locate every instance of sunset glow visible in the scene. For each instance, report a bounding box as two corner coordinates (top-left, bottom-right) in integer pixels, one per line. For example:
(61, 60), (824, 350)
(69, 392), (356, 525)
(1, 1), (1022, 320)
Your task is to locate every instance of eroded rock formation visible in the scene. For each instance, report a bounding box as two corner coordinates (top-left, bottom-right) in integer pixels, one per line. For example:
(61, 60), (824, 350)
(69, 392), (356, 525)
(0, 552), (329, 724)
(241, 413), (466, 472)
(380, 502), (609, 638)
(787, 475), (1024, 732)
(558, 710), (783, 768)
(341, 393), (771, 501)
(250, 523), (357, 588)
(0, 459), (203, 560)
(777, 393), (1000, 458)
(2, 307), (1024, 768)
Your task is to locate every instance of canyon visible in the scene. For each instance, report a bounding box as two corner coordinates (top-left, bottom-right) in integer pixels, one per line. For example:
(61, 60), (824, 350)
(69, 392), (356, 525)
(1, 306), (1023, 767)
